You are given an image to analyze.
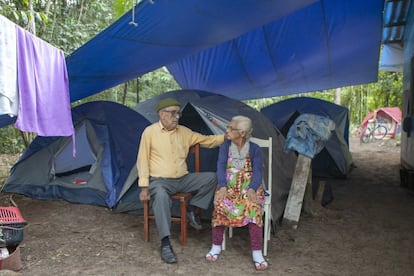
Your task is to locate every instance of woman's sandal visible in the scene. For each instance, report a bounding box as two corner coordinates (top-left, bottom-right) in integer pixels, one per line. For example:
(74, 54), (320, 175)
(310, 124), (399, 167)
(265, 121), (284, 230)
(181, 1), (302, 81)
(254, 260), (268, 271)
(205, 252), (220, 262)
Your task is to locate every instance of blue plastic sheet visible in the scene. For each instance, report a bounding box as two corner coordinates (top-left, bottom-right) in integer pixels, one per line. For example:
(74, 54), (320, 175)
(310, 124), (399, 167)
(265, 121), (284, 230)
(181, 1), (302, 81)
(65, 0), (383, 102)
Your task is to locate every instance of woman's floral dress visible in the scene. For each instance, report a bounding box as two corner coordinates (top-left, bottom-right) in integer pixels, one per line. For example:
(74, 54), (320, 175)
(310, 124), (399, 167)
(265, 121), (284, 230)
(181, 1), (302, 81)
(212, 151), (265, 228)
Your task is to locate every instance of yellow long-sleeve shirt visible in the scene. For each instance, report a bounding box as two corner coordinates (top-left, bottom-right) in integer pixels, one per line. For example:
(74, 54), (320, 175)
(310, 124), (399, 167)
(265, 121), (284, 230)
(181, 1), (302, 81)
(137, 121), (224, 187)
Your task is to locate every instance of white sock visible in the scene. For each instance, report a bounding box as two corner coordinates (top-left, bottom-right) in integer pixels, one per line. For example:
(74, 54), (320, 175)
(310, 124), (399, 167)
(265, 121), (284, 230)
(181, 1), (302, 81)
(252, 250), (265, 263)
(208, 244), (222, 255)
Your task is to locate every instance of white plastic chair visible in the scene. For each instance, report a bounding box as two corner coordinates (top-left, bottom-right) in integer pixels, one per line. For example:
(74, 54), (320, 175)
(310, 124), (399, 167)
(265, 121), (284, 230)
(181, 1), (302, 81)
(222, 136), (273, 256)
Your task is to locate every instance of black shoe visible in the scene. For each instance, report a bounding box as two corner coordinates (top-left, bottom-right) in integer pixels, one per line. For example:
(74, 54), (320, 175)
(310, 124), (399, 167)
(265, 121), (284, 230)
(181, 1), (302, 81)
(160, 245), (177, 264)
(187, 211), (202, 230)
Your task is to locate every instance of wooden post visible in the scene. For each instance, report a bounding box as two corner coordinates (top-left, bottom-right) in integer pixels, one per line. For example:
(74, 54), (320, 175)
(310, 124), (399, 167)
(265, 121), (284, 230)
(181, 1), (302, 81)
(315, 181), (326, 204)
(303, 178), (326, 217)
(283, 154), (312, 229)
(303, 167), (313, 214)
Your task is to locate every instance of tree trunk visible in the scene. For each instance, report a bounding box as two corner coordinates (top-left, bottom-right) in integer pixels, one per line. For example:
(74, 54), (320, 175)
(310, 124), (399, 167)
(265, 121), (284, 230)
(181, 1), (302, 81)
(28, 0), (36, 34)
(334, 87), (341, 105)
(122, 83), (128, 105)
(78, 0), (85, 23)
(41, 0), (54, 34)
(136, 78), (140, 103)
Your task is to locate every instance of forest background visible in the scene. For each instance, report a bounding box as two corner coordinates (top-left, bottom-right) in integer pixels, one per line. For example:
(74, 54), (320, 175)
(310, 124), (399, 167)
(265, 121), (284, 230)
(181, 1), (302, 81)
(0, 0), (403, 154)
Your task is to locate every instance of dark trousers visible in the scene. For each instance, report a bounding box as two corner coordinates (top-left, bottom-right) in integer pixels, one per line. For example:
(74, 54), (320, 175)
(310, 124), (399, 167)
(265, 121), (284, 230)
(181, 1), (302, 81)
(149, 172), (216, 239)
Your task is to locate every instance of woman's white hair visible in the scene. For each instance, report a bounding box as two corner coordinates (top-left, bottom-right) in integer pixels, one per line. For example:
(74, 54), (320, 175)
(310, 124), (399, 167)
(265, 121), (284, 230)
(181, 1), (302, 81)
(232, 115), (253, 139)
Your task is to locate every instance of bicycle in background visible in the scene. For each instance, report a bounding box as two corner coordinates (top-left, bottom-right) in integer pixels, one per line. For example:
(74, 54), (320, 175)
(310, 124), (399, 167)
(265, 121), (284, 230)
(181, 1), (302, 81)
(360, 119), (388, 143)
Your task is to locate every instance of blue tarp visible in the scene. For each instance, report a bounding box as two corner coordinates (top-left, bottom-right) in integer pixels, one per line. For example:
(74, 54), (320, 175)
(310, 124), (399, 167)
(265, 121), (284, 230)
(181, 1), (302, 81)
(169, 1), (384, 100)
(66, 0), (383, 102)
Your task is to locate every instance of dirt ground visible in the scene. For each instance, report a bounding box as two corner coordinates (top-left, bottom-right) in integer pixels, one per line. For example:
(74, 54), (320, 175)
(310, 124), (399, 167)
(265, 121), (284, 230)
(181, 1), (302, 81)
(0, 136), (413, 276)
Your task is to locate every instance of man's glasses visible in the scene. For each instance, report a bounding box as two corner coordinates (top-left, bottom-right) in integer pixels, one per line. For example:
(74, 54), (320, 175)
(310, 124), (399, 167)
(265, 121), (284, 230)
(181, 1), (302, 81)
(162, 109), (181, 117)
(226, 125), (241, 132)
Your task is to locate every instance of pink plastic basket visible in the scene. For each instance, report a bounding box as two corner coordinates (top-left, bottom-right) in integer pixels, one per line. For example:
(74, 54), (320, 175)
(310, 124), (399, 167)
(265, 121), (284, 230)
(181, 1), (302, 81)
(0, 207), (27, 247)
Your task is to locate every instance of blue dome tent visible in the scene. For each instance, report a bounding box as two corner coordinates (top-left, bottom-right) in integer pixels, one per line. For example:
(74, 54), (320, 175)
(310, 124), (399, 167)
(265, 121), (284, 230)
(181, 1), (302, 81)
(2, 101), (151, 210)
(261, 97), (354, 179)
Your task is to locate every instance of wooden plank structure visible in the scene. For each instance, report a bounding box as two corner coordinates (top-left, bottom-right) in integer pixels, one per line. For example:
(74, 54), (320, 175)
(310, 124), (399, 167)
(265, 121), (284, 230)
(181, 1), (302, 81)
(283, 154), (312, 229)
(283, 153), (328, 229)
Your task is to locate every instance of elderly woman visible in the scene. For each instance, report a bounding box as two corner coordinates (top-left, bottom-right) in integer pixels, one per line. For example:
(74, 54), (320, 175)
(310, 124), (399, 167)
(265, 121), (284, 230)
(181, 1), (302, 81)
(205, 115), (268, 271)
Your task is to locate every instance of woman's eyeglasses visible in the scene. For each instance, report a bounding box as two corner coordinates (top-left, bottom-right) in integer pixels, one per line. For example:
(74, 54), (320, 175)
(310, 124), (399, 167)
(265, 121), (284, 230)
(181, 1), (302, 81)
(226, 125), (241, 132)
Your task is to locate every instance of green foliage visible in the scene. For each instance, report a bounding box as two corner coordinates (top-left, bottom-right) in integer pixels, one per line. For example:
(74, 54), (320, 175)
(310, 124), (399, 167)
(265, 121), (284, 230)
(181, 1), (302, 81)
(0, 0), (47, 26)
(0, 126), (25, 154)
(1, 0), (115, 54)
(341, 72), (403, 125)
(73, 67), (180, 109)
(112, 0), (138, 19)
(138, 67), (181, 102)
(40, 1), (115, 54)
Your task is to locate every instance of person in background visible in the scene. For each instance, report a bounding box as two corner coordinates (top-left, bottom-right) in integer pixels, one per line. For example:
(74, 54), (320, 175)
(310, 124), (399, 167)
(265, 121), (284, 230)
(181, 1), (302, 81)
(205, 115), (268, 271)
(137, 97), (225, 264)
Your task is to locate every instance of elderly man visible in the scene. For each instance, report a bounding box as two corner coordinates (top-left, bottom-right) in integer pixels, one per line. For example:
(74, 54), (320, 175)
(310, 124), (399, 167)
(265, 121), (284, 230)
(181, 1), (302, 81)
(137, 97), (224, 264)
